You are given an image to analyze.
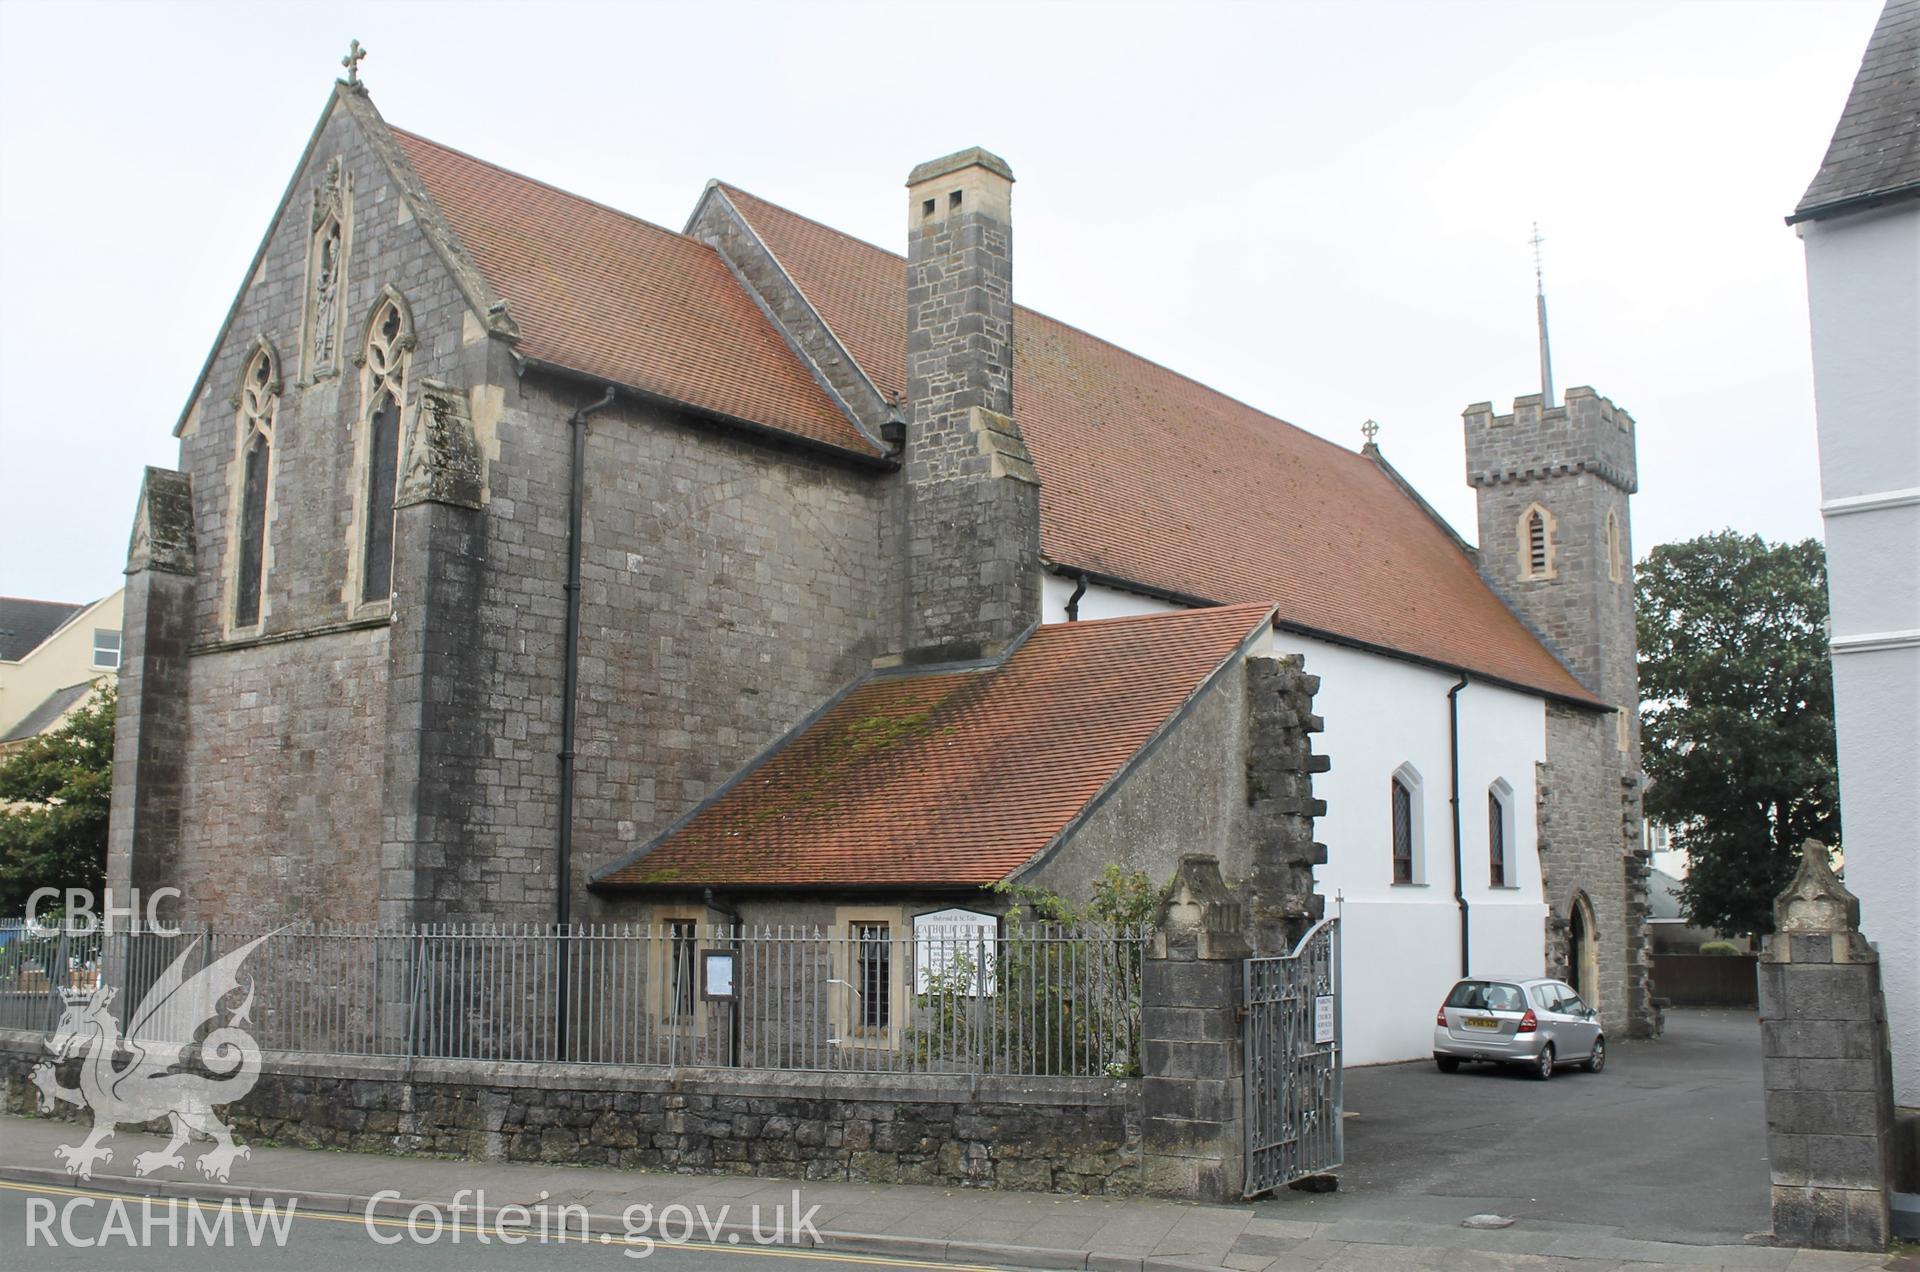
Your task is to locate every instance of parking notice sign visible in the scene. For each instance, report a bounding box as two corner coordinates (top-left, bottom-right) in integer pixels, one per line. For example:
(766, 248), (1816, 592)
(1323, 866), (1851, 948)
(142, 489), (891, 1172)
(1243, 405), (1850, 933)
(1313, 995), (1335, 1045)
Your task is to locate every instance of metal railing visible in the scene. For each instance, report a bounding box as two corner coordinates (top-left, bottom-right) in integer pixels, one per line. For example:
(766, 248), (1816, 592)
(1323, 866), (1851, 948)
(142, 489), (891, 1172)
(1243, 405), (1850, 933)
(0, 918), (1147, 1078)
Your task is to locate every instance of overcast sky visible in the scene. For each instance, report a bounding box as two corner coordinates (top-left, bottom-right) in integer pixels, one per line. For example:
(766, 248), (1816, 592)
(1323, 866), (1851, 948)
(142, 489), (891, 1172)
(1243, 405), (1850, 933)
(0, 0), (1880, 604)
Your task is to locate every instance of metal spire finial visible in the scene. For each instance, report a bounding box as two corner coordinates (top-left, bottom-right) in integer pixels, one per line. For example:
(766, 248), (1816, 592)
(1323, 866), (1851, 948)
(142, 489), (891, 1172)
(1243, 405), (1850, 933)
(1361, 419), (1380, 446)
(1531, 222), (1555, 407)
(341, 39), (368, 86)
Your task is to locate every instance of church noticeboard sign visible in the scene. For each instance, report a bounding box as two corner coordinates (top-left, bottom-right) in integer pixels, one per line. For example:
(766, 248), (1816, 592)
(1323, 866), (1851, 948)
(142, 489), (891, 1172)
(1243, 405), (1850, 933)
(701, 950), (736, 1000)
(912, 908), (998, 995)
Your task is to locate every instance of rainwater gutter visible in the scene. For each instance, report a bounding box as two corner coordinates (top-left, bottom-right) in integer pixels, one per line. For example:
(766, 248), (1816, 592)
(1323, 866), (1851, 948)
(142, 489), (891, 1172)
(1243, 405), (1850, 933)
(703, 889), (745, 1067)
(556, 383), (616, 1058)
(1448, 673), (1471, 977)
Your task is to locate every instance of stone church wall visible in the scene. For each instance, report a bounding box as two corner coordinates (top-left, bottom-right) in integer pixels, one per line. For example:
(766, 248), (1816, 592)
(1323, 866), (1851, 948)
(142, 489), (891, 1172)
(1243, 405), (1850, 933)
(177, 631), (389, 925)
(149, 101), (476, 926)
(177, 103), (474, 646)
(1538, 703), (1636, 1032)
(440, 378), (899, 926)
(124, 92), (903, 929)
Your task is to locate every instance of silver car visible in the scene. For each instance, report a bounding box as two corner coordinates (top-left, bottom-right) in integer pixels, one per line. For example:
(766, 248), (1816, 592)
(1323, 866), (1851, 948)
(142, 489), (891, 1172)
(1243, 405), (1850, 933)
(1432, 976), (1605, 1079)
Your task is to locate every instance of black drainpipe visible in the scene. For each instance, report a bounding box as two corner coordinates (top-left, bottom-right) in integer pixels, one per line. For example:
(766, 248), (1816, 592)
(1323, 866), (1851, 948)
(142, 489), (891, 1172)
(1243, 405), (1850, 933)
(556, 384), (616, 1057)
(1447, 672), (1471, 977)
(703, 888), (744, 1067)
(1064, 572), (1088, 622)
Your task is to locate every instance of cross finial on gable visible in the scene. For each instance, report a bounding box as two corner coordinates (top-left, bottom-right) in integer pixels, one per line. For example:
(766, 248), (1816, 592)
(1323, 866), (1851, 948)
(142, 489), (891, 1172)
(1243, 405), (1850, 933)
(341, 39), (368, 86)
(1361, 419), (1380, 446)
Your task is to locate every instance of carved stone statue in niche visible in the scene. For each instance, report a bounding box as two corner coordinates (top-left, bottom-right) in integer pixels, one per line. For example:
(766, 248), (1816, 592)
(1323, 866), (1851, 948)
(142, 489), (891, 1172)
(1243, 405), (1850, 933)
(307, 156), (349, 378)
(312, 225), (341, 369)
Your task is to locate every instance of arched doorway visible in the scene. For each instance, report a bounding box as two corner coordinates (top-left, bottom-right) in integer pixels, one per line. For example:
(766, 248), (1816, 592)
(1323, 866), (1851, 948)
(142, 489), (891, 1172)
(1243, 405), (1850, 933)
(1567, 892), (1600, 1008)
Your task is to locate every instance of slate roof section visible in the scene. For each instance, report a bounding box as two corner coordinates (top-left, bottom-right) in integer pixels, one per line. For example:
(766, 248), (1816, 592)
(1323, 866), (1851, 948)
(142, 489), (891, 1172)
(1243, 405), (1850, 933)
(718, 186), (1598, 704)
(0, 681), (97, 745)
(1793, 0), (1920, 222)
(389, 130), (883, 459)
(0, 598), (84, 662)
(594, 604), (1276, 891)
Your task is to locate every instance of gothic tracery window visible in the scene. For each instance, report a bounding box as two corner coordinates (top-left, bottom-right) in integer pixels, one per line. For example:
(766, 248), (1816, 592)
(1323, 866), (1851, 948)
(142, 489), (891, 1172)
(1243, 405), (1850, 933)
(233, 347), (278, 627)
(356, 297), (410, 604)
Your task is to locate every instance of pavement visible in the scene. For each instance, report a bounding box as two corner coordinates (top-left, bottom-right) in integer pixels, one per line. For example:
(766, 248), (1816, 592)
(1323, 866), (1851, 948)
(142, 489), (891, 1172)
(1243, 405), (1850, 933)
(0, 1012), (1909, 1271)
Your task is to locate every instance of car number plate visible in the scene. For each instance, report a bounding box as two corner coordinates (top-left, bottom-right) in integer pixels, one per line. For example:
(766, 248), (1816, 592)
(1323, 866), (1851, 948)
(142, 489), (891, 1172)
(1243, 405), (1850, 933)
(1465, 1016), (1498, 1029)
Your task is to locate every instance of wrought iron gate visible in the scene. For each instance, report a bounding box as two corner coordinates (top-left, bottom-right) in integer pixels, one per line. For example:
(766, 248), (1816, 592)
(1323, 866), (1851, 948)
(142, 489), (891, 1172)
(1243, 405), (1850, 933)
(1243, 916), (1342, 1196)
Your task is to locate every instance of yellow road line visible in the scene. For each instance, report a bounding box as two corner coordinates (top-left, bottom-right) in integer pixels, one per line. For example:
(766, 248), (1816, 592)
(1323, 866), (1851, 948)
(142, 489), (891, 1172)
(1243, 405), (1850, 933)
(0, 1178), (998, 1269)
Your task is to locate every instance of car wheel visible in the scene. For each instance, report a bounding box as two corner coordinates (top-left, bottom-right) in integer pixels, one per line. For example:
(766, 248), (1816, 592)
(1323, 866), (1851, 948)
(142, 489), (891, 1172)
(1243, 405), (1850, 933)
(1435, 1055), (1460, 1073)
(1584, 1037), (1605, 1073)
(1531, 1044), (1555, 1080)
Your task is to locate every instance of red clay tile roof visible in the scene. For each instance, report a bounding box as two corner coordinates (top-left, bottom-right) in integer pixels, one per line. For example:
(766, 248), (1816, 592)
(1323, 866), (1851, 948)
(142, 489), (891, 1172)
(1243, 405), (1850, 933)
(594, 604), (1275, 890)
(718, 186), (1596, 705)
(390, 131), (881, 458)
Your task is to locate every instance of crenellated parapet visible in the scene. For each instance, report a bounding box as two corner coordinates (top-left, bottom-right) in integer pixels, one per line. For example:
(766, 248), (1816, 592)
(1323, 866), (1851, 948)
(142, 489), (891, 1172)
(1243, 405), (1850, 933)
(1464, 386), (1638, 494)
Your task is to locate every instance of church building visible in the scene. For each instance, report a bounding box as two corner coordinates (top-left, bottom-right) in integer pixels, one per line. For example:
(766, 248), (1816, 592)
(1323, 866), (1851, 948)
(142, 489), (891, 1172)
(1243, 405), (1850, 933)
(106, 69), (1656, 1065)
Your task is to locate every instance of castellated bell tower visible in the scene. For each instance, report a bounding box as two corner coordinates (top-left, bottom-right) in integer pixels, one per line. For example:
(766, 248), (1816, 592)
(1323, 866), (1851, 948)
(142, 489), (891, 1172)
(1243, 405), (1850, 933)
(1464, 388), (1657, 1039)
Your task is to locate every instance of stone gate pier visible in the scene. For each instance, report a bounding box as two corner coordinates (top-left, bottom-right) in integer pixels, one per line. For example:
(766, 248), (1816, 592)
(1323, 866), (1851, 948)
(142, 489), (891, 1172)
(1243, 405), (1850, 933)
(1758, 840), (1897, 1251)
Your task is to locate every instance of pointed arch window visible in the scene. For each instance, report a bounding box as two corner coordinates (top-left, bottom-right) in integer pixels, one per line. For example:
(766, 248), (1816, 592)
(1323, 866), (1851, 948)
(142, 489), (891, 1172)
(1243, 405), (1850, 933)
(351, 294), (412, 606)
(1606, 508), (1624, 585)
(232, 345), (278, 628)
(1488, 780), (1515, 888)
(1390, 764), (1424, 885)
(1519, 502), (1556, 581)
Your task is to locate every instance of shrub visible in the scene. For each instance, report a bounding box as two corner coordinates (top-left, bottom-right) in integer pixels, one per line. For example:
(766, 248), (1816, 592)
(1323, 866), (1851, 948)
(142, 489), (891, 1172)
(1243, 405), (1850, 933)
(1698, 939), (1744, 956)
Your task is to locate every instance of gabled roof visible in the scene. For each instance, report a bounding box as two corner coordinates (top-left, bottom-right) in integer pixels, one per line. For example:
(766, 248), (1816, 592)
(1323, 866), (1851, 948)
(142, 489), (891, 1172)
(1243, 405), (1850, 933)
(1, 681), (97, 744)
(263, 103), (1594, 704)
(0, 598), (85, 662)
(717, 186), (1596, 704)
(1792, 0), (1920, 222)
(594, 604), (1275, 891)
(389, 131), (884, 459)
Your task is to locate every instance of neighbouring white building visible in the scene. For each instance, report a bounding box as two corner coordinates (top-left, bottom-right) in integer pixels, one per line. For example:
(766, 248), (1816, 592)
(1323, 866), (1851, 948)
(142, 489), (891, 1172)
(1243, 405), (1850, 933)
(1791, 0), (1920, 1128)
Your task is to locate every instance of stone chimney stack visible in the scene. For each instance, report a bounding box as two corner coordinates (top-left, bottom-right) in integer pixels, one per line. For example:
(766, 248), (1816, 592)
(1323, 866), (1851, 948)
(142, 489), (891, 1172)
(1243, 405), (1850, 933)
(903, 147), (1039, 663)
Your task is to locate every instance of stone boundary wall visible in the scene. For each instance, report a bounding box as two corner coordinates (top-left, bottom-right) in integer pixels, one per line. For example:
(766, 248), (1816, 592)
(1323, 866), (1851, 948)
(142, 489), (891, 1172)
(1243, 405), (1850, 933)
(0, 1031), (1140, 1195)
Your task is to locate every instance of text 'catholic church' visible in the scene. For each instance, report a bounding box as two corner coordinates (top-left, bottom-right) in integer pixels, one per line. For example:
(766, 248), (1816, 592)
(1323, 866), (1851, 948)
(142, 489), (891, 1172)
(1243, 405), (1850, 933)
(108, 63), (1657, 1064)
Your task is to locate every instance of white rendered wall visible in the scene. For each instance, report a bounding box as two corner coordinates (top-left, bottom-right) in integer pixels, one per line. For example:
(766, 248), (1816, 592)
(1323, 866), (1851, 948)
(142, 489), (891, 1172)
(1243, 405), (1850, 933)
(1272, 635), (1549, 1065)
(1800, 201), (1920, 1106)
(1037, 574), (1552, 1065)
(1040, 573), (1184, 624)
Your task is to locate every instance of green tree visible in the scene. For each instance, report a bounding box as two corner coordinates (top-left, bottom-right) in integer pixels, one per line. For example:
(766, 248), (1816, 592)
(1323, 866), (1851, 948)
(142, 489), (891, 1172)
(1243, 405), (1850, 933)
(0, 683), (114, 914)
(1637, 533), (1837, 938)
